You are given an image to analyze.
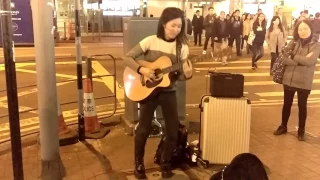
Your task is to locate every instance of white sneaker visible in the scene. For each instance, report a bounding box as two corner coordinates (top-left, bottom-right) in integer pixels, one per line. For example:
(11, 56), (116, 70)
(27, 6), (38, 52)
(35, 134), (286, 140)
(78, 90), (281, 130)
(203, 50), (206, 55)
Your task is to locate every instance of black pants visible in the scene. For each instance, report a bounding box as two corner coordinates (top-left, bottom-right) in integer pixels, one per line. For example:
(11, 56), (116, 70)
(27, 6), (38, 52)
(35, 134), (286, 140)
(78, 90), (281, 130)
(228, 35), (241, 55)
(241, 36), (245, 50)
(194, 30), (202, 45)
(251, 44), (264, 67)
(270, 47), (279, 74)
(204, 33), (214, 51)
(135, 91), (179, 162)
(282, 87), (310, 130)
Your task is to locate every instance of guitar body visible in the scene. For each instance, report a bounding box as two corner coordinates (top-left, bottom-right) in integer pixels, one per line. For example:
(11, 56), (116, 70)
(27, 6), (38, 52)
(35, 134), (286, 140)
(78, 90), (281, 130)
(123, 56), (173, 102)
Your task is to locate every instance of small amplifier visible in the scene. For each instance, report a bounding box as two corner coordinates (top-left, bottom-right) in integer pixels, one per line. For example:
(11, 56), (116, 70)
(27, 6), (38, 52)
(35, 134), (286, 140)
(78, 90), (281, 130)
(209, 72), (244, 98)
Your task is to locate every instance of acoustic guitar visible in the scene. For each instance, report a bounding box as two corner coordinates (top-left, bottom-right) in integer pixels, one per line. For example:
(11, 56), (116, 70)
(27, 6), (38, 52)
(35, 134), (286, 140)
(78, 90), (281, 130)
(123, 55), (201, 102)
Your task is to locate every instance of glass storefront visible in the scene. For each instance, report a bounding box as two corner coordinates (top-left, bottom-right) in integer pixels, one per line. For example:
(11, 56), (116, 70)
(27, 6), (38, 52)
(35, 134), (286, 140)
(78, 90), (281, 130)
(55, 0), (141, 36)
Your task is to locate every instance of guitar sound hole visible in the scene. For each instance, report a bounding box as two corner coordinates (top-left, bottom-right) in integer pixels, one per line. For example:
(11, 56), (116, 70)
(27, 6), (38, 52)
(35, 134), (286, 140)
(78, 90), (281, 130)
(146, 68), (163, 88)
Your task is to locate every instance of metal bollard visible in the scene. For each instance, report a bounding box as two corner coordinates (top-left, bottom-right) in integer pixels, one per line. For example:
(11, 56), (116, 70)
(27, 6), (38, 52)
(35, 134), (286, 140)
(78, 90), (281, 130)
(64, 22), (67, 40)
(86, 57), (93, 88)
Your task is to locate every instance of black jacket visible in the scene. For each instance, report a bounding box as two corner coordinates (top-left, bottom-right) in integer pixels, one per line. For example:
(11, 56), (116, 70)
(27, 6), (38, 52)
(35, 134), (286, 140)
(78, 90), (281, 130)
(213, 18), (229, 40)
(192, 15), (204, 32)
(187, 19), (192, 35)
(313, 19), (320, 35)
(229, 16), (242, 36)
(203, 14), (215, 34)
(252, 22), (266, 46)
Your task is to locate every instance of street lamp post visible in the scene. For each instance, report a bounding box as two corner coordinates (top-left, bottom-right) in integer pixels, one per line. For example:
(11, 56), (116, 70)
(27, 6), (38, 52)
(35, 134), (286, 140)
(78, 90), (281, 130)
(31, 0), (61, 178)
(0, 0), (24, 179)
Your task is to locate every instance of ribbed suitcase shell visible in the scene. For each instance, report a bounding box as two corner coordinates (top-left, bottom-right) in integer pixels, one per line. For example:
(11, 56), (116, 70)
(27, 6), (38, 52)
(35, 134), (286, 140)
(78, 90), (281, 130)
(200, 96), (251, 164)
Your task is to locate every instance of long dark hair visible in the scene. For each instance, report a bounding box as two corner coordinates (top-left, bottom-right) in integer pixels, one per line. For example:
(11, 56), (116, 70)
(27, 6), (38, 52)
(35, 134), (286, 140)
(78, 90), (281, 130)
(293, 20), (314, 42)
(244, 14), (250, 21)
(232, 10), (240, 21)
(254, 13), (267, 28)
(157, 7), (188, 45)
(268, 16), (284, 33)
(210, 153), (269, 180)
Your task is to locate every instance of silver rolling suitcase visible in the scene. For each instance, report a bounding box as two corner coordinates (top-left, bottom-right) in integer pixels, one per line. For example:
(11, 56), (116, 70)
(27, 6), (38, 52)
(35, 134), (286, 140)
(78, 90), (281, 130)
(199, 95), (251, 164)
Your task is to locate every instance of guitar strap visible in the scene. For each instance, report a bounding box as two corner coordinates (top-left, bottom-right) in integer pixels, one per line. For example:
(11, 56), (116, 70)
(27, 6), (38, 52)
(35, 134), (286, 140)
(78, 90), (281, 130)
(176, 40), (182, 63)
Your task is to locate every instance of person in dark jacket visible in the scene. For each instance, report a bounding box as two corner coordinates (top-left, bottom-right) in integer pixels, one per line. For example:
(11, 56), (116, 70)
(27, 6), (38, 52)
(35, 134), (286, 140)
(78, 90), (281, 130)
(312, 12), (320, 42)
(213, 11), (229, 65)
(192, 10), (203, 46)
(228, 10), (243, 57)
(251, 13), (267, 70)
(203, 7), (215, 55)
(274, 20), (320, 141)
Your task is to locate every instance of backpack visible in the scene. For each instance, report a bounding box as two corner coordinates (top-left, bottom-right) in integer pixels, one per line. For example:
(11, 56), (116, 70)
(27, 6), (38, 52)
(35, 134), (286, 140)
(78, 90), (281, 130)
(154, 123), (189, 168)
(210, 153), (269, 180)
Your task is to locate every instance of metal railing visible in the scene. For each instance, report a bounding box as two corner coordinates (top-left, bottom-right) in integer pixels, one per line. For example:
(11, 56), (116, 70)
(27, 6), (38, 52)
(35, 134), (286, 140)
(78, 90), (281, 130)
(86, 54), (118, 119)
(0, 54), (118, 143)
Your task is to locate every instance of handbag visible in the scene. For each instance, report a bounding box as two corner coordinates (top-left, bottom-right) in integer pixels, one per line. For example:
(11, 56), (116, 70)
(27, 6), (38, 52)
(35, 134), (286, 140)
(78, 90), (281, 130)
(247, 31), (255, 46)
(271, 41), (297, 84)
(271, 57), (286, 84)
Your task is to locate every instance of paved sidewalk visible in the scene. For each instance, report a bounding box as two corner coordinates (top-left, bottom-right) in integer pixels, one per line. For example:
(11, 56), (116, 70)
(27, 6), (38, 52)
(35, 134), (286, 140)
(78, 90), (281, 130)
(0, 104), (320, 180)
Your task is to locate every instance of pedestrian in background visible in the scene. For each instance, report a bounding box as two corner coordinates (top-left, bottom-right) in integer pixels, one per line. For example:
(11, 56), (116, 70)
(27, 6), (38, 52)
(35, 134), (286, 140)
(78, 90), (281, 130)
(242, 13), (251, 54)
(312, 12), (320, 42)
(213, 11), (229, 65)
(228, 10), (242, 57)
(192, 10), (203, 46)
(266, 16), (287, 75)
(203, 7), (216, 56)
(273, 20), (320, 141)
(241, 13), (247, 52)
(276, 8), (288, 32)
(226, 14), (231, 21)
(251, 13), (267, 70)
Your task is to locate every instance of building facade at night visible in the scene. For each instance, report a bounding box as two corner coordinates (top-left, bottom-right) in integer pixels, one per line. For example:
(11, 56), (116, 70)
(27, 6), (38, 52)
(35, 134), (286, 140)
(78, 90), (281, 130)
(2, 0), (319, 42)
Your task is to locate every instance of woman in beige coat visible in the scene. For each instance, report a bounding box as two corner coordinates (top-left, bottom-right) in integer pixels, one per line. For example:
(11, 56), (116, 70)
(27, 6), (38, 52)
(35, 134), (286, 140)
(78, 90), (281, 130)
(242, 14), (251, 54)
(266, 16), (287, 75)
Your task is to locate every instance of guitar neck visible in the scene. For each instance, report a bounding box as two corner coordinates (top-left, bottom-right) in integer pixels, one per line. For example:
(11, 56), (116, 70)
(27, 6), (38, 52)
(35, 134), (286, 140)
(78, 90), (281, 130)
(162, 62), (183, 74)
(162, 56), (202, 74)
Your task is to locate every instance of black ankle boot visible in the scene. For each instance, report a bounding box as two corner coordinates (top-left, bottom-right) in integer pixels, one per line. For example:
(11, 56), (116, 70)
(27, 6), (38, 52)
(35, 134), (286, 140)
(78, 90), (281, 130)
(298, 129), (305, 141)
(161, 161), (174, 178)
(274, 125), (287, 135)
(134, 159), (147, 179)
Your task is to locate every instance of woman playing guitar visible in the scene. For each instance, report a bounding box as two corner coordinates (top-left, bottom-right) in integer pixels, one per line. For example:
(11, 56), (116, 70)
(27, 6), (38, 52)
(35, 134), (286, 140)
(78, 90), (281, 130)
(122, 7), (193, 179)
